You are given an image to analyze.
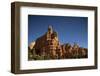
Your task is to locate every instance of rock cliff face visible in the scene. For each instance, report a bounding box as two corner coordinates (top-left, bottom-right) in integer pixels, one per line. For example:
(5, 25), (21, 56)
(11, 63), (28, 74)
(28, 41), (35, 50)
(28, 25), (88, 60)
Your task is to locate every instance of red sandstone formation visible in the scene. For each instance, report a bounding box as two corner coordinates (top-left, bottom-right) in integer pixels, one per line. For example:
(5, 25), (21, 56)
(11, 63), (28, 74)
(28, 25), (88, 60)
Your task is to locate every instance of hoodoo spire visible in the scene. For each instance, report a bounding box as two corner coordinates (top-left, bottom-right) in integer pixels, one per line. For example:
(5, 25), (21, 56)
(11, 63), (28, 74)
(48, 25), (53, 34)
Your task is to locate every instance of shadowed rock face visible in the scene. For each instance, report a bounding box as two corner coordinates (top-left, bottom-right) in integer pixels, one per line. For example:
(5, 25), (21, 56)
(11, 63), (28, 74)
(28, 26), (88, 60)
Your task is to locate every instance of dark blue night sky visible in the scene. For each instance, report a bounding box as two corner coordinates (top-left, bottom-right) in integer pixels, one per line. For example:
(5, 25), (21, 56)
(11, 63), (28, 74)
(28, 15), (88, 48)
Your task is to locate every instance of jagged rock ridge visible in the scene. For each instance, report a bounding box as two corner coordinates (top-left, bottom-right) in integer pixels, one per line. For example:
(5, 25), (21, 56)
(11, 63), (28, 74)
(28, 25), (88, 60)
